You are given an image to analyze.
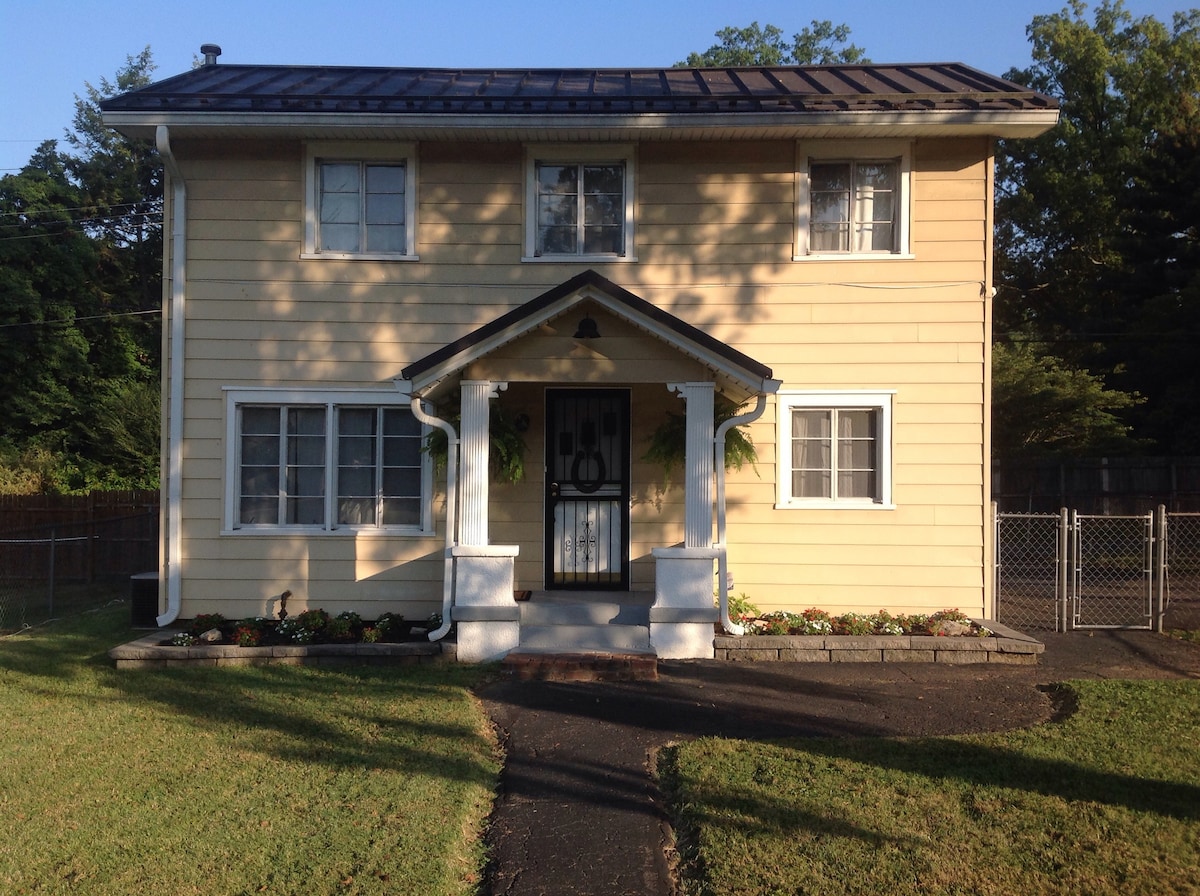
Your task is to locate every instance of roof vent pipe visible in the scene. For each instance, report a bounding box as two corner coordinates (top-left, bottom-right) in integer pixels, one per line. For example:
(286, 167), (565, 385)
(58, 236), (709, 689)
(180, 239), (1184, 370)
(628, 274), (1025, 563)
(200, 44), (222, 65)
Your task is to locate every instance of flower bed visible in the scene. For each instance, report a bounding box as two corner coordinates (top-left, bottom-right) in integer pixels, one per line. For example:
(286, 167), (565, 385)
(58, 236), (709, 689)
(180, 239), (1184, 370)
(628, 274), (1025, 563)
(736, 607), (993, 638)
(166, 609), (439, 648)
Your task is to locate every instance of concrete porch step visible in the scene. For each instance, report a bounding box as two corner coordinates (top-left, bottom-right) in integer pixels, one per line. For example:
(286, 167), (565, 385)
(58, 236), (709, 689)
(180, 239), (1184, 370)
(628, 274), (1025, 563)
(501, 649), (659, 682)
(519, 600), (650, 627)
(518, 623), (651, 652)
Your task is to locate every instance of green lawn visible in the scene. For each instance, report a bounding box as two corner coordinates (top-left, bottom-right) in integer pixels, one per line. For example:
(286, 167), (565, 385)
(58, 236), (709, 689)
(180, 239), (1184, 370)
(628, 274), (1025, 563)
(662, 679), (1200, 896)
(0, 605), (500, 895)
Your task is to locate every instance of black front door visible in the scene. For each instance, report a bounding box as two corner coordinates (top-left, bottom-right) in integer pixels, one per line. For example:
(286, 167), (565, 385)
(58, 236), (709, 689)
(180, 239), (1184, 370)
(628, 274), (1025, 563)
(545, 389), (630, 589)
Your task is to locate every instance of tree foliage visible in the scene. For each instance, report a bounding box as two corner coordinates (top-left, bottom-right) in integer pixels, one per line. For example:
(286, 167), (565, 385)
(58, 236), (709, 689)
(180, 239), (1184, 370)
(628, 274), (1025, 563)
(678, 20), (867, 67)
(0, 49), (161, 492)
(995, 1), (1200, 456)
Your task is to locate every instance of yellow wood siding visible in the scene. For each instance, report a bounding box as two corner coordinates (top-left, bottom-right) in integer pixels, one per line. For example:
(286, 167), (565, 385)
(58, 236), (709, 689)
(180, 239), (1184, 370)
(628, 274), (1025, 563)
(167, 136), (994, 619)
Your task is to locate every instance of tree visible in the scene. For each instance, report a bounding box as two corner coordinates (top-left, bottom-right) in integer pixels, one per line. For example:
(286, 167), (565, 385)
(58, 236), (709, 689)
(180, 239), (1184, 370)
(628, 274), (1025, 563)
(994, 1), (1200, 455)
(992, 342), (1142, 457)
(0, 51), (162, 492)
(678, 20), (867, 67)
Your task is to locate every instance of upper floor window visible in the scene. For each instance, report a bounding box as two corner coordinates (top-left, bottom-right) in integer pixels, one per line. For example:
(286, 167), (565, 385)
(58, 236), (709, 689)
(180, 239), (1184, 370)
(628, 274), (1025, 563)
(304, 143), (418, 260)
(796, 140), (911, 259)
(525, 145), (635, 261)
(225, 389), (431, 534)
(777, 391), (894, 509)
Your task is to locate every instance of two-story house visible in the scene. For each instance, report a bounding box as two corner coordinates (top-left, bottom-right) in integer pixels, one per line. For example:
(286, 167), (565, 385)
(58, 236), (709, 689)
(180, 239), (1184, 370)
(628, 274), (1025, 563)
(102, 48), (1058, 660)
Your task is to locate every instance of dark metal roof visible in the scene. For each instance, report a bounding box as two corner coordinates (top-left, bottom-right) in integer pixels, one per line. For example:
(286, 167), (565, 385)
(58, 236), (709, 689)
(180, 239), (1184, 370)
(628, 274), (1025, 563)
(101, 62), (1056, 116)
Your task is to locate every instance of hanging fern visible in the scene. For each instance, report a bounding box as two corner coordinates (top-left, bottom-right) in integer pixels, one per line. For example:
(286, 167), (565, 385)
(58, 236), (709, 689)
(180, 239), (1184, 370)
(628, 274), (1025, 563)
(422, 398), (527, 485)
(642, 397), (759, 478)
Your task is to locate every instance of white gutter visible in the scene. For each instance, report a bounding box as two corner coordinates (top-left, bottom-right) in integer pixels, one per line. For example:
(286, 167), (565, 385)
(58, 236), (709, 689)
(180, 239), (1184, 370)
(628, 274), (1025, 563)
(155, 125), (186, 626)
(714, 390), (775, 635)
(404, 389), (459, 642)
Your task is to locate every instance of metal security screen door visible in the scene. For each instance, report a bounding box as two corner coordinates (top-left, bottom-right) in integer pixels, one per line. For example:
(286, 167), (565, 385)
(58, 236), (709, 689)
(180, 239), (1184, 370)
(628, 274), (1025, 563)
(545, 389), (630, 589)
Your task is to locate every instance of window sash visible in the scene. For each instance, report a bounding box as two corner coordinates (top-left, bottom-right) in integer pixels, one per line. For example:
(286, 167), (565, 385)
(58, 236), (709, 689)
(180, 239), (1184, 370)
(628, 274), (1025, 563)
(808, 160), (898, 254)
(789, 407), (881, 502)
(318, 161), (407, 255)
(236, 402), (423, 530)
(535, 162), (625, 256)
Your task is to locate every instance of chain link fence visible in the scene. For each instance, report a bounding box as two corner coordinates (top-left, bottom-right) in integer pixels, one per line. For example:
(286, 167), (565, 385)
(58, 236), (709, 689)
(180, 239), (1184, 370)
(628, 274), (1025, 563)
(995, 505), (1200, 632)
(0, 511), (157, 633)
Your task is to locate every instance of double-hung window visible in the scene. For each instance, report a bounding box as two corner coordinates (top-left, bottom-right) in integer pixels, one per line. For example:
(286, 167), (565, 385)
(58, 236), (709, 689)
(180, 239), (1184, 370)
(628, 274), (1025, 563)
(796, 140), (911, 258)
(525, 145), (635, 260)
(777, 392), (894, 508)
(227, 390), (430, 533)
(304, 143), (417, 259)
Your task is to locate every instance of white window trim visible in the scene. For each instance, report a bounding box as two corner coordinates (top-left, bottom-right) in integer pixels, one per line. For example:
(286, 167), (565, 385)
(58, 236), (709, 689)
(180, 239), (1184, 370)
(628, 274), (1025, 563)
(776, 390), (895, 510)
(222, 387), (433, 535)
(523, 144), (637, 262)
(302, 141), (419, 261)
(794, 139), (913, 260)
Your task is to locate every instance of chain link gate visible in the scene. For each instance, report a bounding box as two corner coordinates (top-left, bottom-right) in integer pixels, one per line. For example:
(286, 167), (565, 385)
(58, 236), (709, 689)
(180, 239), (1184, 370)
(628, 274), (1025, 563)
(994, 506), (1166, 632)
(994, 511), (1066, 631)
(1069, 511), (1157, 629)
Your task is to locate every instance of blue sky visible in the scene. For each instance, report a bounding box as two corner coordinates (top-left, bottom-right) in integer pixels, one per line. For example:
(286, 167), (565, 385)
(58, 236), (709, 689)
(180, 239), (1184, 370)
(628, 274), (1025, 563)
(0, 0), (1188, 174)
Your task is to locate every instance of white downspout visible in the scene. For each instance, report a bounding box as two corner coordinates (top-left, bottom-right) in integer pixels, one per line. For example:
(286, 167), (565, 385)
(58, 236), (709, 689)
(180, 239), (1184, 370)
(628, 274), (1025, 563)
(714, 392), (770, 635)
(156, 125), (186, 627)
(407, 393), (459, 642)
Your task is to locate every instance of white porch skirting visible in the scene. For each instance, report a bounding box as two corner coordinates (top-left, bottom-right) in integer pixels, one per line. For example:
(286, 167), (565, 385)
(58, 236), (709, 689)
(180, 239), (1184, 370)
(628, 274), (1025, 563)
(452, 544), (519, 663)
(650, 546), (720, 659)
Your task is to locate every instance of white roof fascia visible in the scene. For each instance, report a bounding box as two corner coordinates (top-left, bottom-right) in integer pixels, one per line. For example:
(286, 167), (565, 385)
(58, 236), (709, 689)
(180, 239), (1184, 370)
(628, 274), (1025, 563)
(102, 108), (1060, 140)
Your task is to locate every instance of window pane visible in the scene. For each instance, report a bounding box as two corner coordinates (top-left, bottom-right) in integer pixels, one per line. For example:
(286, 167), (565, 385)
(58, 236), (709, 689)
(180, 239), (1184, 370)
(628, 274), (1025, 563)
(539, 225), (577, 255)
(366, 164), (405, 195)
(290, 408), (326, 436)
(241, 435), (278, 467)
(855, 163), (895, 191)
(242, 407), (280, 435)
(537, 164), (577, 194)
(320, 192), (359, 225)
(321, 222), (359, 253)
(583, 164), (624, 194)
(366, 223), (406, 253)
(240, 495), (278, 525)
(383, 468), (422, 497)
(839, 469), (877, 499)
(812, 223), (848, 252)
(383, 408), (421, 438)
(538, 193), (577, 226)
(382, 497), (421, 526)
(287, 496), (324, 525)
(338, 497), (375, 526)
(339, 467), (374, 496)
(366, 191), (404, 226)
(793, 468), (831, 498)
(583, 225), (623, 255)
(321, 163), (359, 193)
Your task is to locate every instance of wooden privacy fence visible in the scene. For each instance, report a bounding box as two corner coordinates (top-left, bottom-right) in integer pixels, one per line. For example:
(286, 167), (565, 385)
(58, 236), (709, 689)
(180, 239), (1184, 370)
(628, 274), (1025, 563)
(994, 457), (1200, 514)
(0, 490), (160, 534)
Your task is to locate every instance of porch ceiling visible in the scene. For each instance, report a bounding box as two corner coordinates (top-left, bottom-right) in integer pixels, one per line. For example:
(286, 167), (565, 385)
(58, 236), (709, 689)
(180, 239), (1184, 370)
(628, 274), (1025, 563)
(396, 270), (778, 400)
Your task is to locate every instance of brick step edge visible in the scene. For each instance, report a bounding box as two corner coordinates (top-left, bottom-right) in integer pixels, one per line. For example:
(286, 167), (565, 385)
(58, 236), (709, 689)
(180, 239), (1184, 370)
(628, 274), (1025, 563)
(501, 651), (659, 682)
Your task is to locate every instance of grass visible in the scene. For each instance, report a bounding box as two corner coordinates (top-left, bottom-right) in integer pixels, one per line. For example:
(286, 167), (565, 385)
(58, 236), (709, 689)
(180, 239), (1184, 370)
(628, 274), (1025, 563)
(0, 604), (501, 895)
(661, 679), (1200, 896)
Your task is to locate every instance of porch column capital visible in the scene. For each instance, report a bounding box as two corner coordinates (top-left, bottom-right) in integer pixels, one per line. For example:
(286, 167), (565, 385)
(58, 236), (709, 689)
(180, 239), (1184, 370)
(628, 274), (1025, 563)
(460, 381), (507, 547)
(668, 382), (715, 549)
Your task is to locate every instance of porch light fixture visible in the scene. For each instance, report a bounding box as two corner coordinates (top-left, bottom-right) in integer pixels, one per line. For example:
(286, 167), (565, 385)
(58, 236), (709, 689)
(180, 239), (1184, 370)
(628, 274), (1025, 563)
(573, 316), (600, 339)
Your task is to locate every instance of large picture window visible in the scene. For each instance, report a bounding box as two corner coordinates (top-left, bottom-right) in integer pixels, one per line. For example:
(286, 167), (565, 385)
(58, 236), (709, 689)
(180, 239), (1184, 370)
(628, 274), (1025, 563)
(303, 143), (417, 259)
(777, 392), (894, 508)
(226, 390), (430, 533)
(525, 145), (635, 261)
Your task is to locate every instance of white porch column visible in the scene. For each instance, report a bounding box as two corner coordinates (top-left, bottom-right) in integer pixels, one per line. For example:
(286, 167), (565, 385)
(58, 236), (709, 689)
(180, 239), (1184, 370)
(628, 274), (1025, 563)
(453, 380), (518, 663)
(459, 380), (506, 547)
(669, 381), (715, 548)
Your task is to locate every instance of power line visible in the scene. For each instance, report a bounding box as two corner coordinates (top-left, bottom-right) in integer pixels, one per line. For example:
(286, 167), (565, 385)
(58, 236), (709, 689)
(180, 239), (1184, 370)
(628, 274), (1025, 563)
(0, 309), (161, 330)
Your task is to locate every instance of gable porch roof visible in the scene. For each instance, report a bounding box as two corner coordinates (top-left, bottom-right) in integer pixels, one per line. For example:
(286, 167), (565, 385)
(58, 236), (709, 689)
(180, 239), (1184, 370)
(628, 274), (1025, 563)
(397, 270), (777, 398)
